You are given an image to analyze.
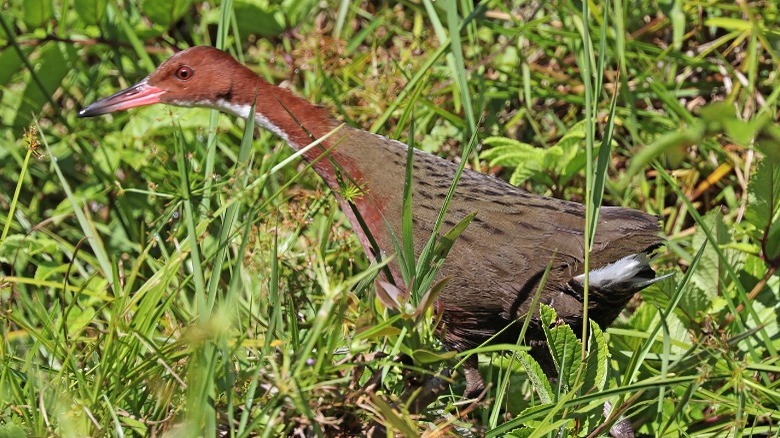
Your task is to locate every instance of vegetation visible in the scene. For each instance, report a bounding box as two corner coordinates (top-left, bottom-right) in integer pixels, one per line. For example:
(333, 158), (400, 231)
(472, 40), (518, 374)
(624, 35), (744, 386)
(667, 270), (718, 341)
(1, 0), (778, 436)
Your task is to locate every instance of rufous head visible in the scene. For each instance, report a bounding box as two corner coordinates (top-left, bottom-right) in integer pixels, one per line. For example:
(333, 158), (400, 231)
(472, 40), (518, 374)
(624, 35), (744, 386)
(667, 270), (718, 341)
(78, 46), (254, 117)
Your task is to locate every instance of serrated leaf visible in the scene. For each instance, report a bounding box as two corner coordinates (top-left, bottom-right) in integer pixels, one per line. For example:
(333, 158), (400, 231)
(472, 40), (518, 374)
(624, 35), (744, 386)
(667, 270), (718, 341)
(540, 145), (564, 170)
(517, 350), (554, 403)
(548, 322), (582, 388)
(540, 303), (557, 328)
(583, 321), (608, 392)
(553, 120), (587, 151)
(509, 164), (538, 186)
(481, 139), (542, 168)
(506, 427), (534, 437)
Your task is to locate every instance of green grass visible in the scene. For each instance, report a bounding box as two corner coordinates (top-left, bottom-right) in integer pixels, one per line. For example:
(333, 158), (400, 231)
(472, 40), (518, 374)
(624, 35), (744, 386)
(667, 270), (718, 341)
(1, 0), (779, 436)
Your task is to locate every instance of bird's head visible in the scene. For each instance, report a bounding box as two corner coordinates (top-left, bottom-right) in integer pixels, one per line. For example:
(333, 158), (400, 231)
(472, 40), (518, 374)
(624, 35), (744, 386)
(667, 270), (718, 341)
(79, 46), (254, 117)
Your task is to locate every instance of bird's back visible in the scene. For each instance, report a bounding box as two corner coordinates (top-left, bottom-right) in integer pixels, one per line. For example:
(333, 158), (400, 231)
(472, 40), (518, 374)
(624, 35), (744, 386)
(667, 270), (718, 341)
(334, 127), (663, 350)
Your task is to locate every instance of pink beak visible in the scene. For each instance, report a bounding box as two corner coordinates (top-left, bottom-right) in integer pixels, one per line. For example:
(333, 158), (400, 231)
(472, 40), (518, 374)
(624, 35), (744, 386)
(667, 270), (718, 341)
(78, 78), (166, 118)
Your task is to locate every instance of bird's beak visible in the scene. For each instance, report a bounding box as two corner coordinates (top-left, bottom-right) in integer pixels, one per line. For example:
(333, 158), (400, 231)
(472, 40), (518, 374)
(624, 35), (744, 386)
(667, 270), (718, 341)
(78, 78), (166, 118)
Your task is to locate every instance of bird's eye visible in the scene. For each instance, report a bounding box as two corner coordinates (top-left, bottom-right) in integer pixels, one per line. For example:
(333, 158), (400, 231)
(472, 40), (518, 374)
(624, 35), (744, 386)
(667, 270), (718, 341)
(175, 66), (193, 81)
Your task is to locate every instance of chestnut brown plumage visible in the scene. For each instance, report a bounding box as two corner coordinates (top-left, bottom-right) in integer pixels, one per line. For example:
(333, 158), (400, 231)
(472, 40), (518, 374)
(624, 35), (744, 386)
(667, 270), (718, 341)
(79, 46), (666, 397)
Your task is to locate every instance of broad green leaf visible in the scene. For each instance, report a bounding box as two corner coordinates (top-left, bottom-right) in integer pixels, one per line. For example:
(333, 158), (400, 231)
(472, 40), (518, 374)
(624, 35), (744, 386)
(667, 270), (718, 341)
(74, 0), (107, 25)
(14, 43), (69, 130)
(140, 0), (193, 28)
(548, 322), (582, 389)
(233, 0), (287, 37)
(0, 423), (26, 438)
(0, 48), (25, 86)
(22, 0), (53, 27)
(757, 124), (780, 160)
(746, 157), (780, 260)
(539, 304), (582, 388)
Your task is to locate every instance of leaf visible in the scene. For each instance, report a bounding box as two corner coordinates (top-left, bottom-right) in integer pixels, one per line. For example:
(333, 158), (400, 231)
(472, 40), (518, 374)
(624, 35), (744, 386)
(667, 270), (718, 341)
(436, 211), (476, 258)
(421, 120), (460, 153)
(233, 0), (287, 38)
(0, 48), (26, 86)
(766, 224), (780, 261)
(369, 394), (418, 437)
(14, 43), (69, 130)
(690, 211), (742, 301)
(627, 120), (706, 176)
(73, 0), (107, 25)
(506, 427), (534, 437)
(414, 277), (448, 323)
(354, 324), (402, 341)
(723, 114), (769, 147)
(0, 422), (26, 438)
(482, 121), (593, 187)
(540, 303), (557, 328)
(376, 281), (406, 312)
(583, 321), (608, 393)
(509, 163), (540, 186)
(704, 17), (754, 31)
(539, 304), (582, 388)
(140, 0), (193, 28)
(548, 322), (582, 389)
(746, 156), (780, 261)
(22, 0), (53, 27)
(516, 350), (554, 404)
(756, 124), (780, 160)
(481, 138), (543, 168)
(411, 348), (457, 364)
(67, 307), (97, 333)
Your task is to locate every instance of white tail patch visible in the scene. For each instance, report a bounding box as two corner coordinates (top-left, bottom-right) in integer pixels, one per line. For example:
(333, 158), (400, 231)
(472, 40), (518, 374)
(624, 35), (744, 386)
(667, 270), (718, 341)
(574, 253), (668, 290)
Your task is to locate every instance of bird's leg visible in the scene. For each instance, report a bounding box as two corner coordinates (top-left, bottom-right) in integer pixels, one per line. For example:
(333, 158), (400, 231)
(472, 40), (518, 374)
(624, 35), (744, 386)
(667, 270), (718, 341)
(463, 355), (488, 400)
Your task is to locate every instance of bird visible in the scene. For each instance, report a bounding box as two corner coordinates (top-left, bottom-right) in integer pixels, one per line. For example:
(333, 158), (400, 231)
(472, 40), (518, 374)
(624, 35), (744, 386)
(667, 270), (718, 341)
(79, 46), (667, 399)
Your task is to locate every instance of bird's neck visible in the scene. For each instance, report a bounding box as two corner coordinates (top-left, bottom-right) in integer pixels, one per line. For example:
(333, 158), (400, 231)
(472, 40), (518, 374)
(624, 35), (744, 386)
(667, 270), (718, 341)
(215, 79), (336, 149)
(209, 77), (399, 268)
(210, 77), (368, 189)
